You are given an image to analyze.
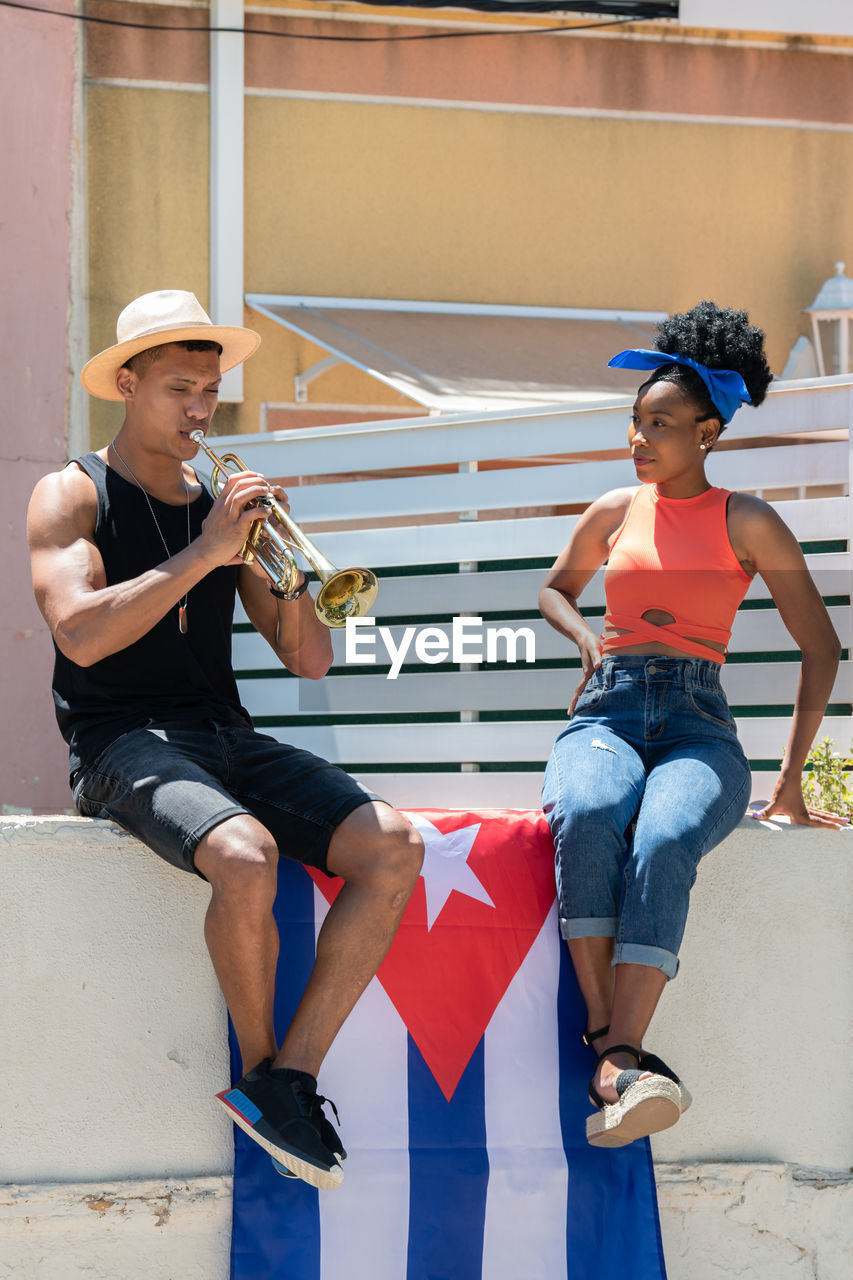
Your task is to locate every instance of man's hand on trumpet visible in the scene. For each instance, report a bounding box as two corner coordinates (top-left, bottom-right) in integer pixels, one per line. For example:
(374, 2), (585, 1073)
(198, 470), (291, 573)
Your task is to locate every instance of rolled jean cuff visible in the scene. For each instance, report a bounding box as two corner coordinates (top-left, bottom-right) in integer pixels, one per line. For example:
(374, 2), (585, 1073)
(559, 915), (618, 941)
(613, 941), (679, 981)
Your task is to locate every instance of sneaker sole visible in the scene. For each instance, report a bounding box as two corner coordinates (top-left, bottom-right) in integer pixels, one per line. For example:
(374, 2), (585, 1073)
(216, 1091), (344, 1190)
(586, 1078), (682, 1148)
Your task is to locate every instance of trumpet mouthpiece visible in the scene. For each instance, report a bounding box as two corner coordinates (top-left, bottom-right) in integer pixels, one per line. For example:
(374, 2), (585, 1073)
(189, 429), (204, 444)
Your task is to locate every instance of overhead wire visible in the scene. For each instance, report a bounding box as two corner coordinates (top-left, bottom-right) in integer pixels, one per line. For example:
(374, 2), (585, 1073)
(0, 0), (651, 43)
(354, 1), (673, 12)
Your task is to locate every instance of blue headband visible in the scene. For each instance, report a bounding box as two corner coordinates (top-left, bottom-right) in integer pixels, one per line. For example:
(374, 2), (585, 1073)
(607, 348), (752, 424)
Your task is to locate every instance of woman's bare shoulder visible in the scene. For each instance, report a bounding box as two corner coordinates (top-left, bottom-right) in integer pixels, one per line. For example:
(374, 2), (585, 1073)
(587, 485), (638, 517)
(581, 486), (639, 536)
(726, 491), (793, 537)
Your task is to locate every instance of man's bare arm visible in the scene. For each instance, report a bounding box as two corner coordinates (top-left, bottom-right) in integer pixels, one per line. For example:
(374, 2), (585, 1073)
(236, 483), (333, 679)
(27, 465), (273, 667)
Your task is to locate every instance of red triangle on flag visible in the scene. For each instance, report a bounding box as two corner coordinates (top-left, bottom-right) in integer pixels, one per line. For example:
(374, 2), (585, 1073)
(309, 808), (556, 1101)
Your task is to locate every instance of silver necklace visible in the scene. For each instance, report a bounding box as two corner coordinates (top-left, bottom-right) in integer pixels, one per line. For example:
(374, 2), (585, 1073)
(110, 439), (192, 634)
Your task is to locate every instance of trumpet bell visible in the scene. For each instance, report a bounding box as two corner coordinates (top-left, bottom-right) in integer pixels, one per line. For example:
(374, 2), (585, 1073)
(188, 428), (379, 627)
(316, 568), (378, 627)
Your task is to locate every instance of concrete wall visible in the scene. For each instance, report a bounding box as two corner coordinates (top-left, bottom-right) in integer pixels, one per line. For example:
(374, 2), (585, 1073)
(2, 814), (851, 1278)
(1, 1178), (232, 1280)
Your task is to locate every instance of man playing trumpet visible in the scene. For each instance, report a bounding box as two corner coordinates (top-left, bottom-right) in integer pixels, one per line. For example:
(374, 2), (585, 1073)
(27, 290), (424, 1190)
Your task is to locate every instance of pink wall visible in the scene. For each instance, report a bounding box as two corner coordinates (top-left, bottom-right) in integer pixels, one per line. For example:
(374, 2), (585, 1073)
(1, 2), (76, 811)
(242, 16), (853, 126)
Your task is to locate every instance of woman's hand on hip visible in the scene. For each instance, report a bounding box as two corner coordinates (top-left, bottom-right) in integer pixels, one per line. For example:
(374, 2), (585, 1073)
(568, 633), (602, 716)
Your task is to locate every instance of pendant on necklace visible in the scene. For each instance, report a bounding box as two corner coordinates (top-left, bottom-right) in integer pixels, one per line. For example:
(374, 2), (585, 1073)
(178, 604), (188, 635)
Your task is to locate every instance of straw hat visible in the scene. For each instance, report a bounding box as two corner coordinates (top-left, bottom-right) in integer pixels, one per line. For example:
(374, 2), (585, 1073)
(81, 290), (261, 401)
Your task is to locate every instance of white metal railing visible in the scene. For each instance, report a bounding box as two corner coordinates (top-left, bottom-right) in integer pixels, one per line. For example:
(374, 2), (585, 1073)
(214, 373), (853, 477)
(201, 374), (853, 809)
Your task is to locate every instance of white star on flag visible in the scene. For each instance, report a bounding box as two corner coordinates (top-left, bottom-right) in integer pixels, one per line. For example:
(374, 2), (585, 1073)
(404, 812), (496, 931)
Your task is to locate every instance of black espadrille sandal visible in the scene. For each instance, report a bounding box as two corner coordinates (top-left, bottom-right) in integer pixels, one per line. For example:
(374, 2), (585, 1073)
(586, 1043), (682, 1148)
(637, 1050), (692, 1115)
(581, 1026), (692, 1117)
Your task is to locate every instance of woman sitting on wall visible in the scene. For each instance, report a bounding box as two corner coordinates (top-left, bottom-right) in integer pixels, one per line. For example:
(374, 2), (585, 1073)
(540, 300), (843, 1148)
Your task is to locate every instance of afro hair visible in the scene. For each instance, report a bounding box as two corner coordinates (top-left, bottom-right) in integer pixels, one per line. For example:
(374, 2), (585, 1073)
(646, 300), (774, 429)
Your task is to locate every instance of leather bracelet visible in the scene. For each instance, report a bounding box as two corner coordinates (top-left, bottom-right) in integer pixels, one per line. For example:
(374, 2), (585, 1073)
(270, 574), (309, 602)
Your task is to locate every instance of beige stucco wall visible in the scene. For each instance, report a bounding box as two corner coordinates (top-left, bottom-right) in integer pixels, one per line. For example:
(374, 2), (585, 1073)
(86, 85), (212, 449)
(83, 8), (853, 443)
(86, 87), (853, 440)
(246, 101), (853, 432)
(243, 96), (853, 346)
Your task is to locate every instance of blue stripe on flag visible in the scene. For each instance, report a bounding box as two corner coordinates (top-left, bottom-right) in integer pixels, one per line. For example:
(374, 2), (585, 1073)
(229, 857), (321, 1280)
(556, 940), (668, 1280)
(406, 1035), (489, 1280)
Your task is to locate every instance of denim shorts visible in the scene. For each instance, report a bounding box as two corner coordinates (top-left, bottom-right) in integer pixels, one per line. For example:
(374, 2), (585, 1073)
(72, 719), (383, 878)
(541, 656), (751, 979)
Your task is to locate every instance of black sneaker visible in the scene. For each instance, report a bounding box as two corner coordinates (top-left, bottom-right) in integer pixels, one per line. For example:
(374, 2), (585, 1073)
(309, 1090), (347, 1166)
(216, 1060), (343, 1190)
(270, 1089), (345, 1178)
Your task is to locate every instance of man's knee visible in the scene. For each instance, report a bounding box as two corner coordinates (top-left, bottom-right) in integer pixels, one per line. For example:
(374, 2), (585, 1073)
(378, 814), (424, 889)
(195, 815), (279, 906)
(328, 803), (424, 889)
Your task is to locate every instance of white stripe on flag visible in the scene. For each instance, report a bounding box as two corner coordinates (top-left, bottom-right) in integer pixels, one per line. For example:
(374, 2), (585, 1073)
(482, 903), (568, 1277)
(313, 886), (411, 1280)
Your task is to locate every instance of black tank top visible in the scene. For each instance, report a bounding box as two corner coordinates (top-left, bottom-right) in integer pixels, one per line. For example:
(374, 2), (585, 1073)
(53, 453), (252, 778)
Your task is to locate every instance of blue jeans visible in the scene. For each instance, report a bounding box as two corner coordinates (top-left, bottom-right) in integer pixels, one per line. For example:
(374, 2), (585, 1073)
(542, 656), (751, 979)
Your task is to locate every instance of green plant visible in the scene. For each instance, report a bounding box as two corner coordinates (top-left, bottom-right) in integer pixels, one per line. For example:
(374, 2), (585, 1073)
(802, 737), (853, 819)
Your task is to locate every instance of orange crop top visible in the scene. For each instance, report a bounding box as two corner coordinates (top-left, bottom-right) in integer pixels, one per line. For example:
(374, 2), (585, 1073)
(601, 485), (753, 665)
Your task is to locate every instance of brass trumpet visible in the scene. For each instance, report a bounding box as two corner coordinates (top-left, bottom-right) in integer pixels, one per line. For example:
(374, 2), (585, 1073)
(189, 430), (378, 628)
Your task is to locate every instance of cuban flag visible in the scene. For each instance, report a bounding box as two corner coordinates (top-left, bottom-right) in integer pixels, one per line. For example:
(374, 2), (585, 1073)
(229, 810), (667, 1280)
